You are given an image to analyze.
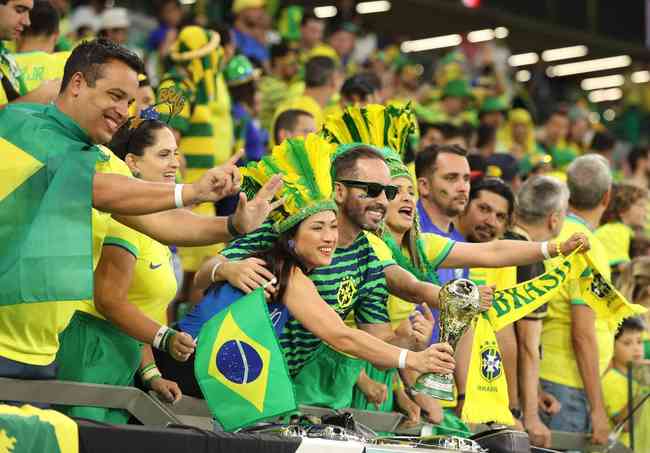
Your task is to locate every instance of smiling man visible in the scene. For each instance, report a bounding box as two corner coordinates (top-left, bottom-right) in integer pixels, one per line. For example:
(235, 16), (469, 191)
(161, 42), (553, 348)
(0, 39), (282, 383)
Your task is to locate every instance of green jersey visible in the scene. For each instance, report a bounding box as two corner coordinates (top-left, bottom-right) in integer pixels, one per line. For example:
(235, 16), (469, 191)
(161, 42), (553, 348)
(221, 221), (395, 376)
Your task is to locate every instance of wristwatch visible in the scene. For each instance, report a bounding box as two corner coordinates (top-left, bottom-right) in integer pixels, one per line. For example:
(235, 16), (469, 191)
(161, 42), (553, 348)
(510, 407), (522, 420)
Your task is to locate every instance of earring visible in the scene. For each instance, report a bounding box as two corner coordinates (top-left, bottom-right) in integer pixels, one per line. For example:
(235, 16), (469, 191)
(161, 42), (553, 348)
(132, 170), (141, 178)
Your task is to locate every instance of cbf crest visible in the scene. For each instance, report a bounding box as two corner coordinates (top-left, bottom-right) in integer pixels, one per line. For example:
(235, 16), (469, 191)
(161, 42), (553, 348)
(480, 340), (503, 382)
(335, 276), (358, 313)
(590, 273), (612, 299)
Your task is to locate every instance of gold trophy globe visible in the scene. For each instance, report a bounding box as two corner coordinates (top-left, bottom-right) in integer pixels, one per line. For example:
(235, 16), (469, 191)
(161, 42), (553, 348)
(413, 278), (481, 400)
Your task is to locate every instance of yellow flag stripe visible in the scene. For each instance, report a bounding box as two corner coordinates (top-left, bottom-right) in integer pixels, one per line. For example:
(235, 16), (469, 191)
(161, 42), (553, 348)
(0, 138), (44, 202)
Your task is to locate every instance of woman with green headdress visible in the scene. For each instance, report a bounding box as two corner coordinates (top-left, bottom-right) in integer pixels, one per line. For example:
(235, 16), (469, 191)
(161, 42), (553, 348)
(167, 134), (457, 401)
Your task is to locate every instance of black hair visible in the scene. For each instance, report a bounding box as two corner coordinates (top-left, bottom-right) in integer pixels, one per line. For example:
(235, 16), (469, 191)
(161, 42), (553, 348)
(274, 109), (312, 145)
(22, 0), (59, 37)
(109, 120), (172, 161)
(228, 79), (256, 109)
(615, 316), (646, 340)
(469, 177), (515, 220)
(341, 73), (376, 102)
(333, 145), (385, 180)
(419, 121), (444, 138)
(305, 56), (337, 88)
(252, 224), (306, 304)
(300, 11), (322, 27)
(476, 124), (497, 149)
(628, 146), (649, 173)
(212, 22), (232, 47)
(61, 38), (144, 93)
(270, 41), (293, 63)
(590, 131), (616, 153)
(415, 144), (467, 178)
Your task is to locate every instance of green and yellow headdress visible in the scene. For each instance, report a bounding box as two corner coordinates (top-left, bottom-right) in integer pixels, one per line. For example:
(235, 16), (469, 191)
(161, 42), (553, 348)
(320, 103), (417, 160)
(242, 134), (338, 233)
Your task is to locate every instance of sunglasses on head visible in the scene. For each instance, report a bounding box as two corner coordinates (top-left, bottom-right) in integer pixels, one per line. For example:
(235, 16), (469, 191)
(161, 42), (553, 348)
(337, 180), (399, 201)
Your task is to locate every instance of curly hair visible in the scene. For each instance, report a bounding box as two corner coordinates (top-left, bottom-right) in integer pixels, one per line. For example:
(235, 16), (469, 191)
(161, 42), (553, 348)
(601, 183), (648, 225)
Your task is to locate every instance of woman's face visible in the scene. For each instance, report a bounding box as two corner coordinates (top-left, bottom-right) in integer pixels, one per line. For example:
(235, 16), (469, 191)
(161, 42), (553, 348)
(293, 210), (338, 269)
(386, 176), (416, 235)
(128, 127), (180, 183)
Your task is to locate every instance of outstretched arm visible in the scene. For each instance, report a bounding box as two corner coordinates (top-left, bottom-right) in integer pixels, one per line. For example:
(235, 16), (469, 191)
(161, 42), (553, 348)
(440, 233), (588, 269)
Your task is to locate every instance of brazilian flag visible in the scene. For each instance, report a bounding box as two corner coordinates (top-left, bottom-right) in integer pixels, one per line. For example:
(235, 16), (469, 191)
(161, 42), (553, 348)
(0, 404), (79, 453)
(0, 103), (98, 305)
(194, 287), (296, 431)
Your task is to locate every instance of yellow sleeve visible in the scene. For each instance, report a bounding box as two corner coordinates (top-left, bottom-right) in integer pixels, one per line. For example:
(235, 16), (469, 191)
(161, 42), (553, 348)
(103, 218), (141, 259)
(95, 145), (133, 177)
(421, 233), (455, 269)
(595, 223), (631, 267)
(364, 232), (396, 264)
(601, 369), (628, 418)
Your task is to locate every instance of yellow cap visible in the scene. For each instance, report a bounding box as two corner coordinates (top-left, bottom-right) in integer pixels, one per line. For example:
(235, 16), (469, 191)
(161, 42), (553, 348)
(232, 0), (266, 14)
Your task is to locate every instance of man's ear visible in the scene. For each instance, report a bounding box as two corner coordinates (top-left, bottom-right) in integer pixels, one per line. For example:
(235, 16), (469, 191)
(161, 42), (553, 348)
(417, 177), (429, 197)
(66, 71), (85, 97)
(601, 186), (612, 208)
(333, 181), (346, 204)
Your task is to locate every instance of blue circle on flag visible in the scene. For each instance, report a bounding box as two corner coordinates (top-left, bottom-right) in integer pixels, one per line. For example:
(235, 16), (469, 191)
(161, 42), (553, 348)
(216, 340), (263, 384)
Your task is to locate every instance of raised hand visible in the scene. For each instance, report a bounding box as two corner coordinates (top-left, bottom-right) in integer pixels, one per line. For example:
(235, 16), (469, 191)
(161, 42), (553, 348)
(191, 151), (244, 203)
(559, 232), (590, 255)
(230, 174), (284, 235)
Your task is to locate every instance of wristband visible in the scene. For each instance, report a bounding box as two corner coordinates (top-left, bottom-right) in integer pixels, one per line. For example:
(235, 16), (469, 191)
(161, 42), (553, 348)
(140, 364), (162, 383)
(398, 349), (408, 369)
(174, 184), (184, 208)
(161, 328), (178, 353)
(210, 261), (224, 283)
(152, 325), (169, 350)
(227, 215), (242, 238)
(540, 241), (551, 260)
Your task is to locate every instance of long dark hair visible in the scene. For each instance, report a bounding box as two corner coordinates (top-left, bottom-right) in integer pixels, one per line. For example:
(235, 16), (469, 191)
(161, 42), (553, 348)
(252, 224), (308, 304)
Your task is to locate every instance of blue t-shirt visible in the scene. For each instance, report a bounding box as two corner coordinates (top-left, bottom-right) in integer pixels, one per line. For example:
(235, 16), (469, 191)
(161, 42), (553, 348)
(416, 199), (468, 342)
(233, 28), (269, 64)
(179, 283), (288, 339)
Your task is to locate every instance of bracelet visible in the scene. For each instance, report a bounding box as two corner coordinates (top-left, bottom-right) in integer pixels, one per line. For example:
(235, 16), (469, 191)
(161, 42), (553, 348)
(540, 241), (551, 260)
(161, 328), (178, 353)
(210, 261), (224, 283)
(152, 325), (169, 350)
(227, 215), (242, 238)
(555, 240), (564, 258)
(174, 184), (184, 208)
(140, 364), (162, 383)
(457, 393), (466, 401)
(398, 349), (408, 369)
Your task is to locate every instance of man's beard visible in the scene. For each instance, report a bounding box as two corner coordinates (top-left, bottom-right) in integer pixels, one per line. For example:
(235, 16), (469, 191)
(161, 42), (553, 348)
(344, 202), (386, 232)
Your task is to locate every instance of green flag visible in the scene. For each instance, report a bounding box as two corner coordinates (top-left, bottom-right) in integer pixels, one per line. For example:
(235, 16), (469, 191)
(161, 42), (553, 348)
(194, 287), (296, 431)
(0, 103), (98, 305)
(0, 404), (79, 453)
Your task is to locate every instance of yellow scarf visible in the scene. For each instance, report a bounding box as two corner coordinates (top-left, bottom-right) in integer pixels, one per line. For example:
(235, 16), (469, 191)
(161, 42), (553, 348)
(462, 249), (647, 425)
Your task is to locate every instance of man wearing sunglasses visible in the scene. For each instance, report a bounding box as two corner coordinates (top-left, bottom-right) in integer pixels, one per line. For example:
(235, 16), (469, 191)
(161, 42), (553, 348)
(204, 144), (473, 409)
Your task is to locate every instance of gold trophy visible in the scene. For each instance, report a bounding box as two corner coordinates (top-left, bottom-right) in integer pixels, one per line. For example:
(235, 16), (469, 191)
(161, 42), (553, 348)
(412, 278), (481, 400)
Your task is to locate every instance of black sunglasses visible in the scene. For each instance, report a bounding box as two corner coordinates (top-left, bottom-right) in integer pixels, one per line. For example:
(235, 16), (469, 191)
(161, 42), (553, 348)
(337, 179), (399, 201)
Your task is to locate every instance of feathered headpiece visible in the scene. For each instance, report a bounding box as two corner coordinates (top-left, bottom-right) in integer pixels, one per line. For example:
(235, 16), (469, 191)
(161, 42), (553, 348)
(320, 103), (417, 161)
(242, 134), (338, 233)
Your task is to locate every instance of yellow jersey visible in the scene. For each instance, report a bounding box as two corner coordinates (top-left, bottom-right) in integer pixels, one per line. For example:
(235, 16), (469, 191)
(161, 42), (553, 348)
(0, 147), (132, 365)
(80, 219), (177, 325)
(387, 233), (455, 329)
(540, 214), (615, 388)
(601, 367), (638, 448)
(13, 51), (70, 92)
(595, 222), (633, 267)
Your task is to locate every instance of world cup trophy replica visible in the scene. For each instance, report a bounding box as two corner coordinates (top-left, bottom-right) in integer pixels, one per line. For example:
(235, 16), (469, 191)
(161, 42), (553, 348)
(413, 278), (481, 400)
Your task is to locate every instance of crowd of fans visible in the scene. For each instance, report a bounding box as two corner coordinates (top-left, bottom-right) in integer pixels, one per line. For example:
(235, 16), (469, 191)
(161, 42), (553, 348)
(1, 0), (650, 450)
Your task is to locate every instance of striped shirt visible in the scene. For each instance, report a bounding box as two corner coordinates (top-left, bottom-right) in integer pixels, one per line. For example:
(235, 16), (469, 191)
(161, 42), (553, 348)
(221, 221), (394, 376)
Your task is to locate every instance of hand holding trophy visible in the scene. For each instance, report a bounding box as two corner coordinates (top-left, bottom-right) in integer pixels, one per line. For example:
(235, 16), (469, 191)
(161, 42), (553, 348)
(412, 278), (482, 400)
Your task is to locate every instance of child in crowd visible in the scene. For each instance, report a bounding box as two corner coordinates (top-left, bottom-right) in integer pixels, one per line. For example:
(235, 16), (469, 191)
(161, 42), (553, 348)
(601, 317), (647, 448)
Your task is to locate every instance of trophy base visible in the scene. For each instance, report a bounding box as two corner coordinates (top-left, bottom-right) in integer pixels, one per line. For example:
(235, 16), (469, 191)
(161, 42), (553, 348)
(412, 373), (455, 401)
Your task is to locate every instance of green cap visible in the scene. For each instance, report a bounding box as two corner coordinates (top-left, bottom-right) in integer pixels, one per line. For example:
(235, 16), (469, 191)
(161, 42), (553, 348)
(224, 55), (260, 86)
(442, 79), (473, 99)
(480, 96), (509, 114)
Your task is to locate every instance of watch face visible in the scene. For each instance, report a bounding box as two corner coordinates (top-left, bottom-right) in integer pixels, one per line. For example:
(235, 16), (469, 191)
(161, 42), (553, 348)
(510, 408), (522, 419)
